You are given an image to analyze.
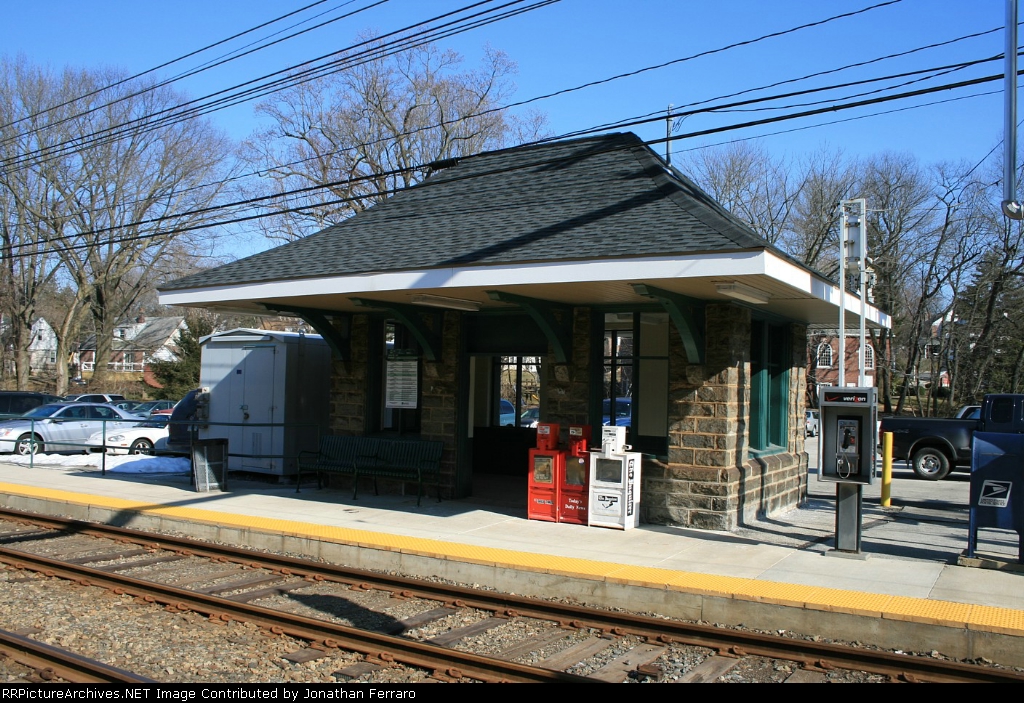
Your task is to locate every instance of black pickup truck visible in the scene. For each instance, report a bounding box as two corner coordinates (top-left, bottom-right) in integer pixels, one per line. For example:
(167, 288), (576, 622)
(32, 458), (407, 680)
(879, 394), (1024, 480)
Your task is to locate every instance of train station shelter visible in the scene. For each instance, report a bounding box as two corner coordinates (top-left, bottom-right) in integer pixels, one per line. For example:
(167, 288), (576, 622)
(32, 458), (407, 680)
(159, 132), (890, 530)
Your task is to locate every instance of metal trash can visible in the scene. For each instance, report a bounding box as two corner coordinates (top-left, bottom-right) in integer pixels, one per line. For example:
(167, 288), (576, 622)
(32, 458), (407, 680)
(191, 438), (228, 492)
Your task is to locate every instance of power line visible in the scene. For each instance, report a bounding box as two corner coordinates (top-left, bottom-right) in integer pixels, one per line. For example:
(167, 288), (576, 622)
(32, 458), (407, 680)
(5, 68), (1009, 262)
(0, 0), (542, 172)
(1, 0), (923, 224)
(0, 0), (340, 134)
(0, 0), (896, 173)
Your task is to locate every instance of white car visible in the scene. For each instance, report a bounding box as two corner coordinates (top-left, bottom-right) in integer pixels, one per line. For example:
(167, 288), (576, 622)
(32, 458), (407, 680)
(86, 418), (169, 455)
(0, 402), (145, 455)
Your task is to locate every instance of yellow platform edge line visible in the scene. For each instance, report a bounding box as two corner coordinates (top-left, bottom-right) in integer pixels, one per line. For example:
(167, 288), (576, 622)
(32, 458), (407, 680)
(3, 481), (1022, 636)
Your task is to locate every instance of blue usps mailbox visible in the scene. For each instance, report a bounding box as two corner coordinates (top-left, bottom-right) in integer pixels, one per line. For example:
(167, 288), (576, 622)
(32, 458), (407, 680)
(968, 433), (1024, 562)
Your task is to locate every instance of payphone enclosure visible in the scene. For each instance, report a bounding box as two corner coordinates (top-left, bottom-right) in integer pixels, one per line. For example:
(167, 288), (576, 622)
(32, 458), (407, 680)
(818, 387), (877, 485)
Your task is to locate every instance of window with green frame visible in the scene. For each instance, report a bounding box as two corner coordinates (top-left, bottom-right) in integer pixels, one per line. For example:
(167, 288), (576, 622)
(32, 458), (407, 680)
(749, 320), (790, 453)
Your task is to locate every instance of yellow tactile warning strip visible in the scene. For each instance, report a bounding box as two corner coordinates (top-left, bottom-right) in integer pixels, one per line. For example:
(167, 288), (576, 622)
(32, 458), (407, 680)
(2, 481), (1022, 637)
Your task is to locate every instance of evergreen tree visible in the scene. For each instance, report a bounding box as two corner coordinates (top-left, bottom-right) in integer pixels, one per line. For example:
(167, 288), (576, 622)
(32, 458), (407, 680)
(148, 314), (213, 400)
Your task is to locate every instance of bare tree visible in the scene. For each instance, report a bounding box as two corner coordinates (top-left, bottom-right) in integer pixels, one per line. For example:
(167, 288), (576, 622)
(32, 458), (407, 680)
(241, 34), (548, 242)
(0, 58), (77, 390)
(783, 146), (857, 270)
(682, 140), (796, 245)
(0, 62), (235, 391)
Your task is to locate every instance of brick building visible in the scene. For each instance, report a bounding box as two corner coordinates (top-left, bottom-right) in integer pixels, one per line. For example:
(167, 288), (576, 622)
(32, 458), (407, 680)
(159, 133), (889, 530)
(807, 329), (879, 403)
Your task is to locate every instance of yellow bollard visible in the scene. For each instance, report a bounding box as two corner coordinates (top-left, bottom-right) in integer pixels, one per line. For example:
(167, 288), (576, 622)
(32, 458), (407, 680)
(881, 431), (893, 507)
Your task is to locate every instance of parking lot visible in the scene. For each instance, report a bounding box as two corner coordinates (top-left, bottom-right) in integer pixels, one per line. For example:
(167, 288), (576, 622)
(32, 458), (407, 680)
(735, 440), (1019, 565)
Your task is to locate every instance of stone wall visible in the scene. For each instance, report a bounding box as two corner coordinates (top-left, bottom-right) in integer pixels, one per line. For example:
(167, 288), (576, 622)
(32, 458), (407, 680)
(641, 304), (807, 531)
(420, 311), (459, 494)
(542, 308), (591, 440)
(328, 314), (369, 435)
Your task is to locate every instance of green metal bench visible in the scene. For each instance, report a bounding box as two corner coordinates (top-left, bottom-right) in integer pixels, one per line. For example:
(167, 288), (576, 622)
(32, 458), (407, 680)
(297, 435), (444, 506)
(297, 435), (380, 493)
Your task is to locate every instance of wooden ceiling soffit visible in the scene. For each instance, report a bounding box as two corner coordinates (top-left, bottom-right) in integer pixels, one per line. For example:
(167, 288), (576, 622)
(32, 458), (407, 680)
(260, 304), (351, 360)
(349, 298), (442, 362)
(485, 291), (572, 363)
(631, 284), (705, 364)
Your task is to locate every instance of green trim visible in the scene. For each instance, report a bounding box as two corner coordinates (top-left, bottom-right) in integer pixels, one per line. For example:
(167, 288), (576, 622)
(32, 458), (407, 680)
(350, 299), (442, 361)
(260, 304), (351, 360)
(485, 291), (572, 363)
(631, 284), (705, 364)
(748, 445), (789, 459)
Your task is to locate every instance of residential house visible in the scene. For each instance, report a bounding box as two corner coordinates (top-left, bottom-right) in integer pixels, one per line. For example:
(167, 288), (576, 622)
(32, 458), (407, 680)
(76, 316), (185, 378)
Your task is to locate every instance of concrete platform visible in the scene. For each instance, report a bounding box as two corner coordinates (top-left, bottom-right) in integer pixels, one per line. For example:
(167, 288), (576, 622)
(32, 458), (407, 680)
(0, 457), (1022, 668)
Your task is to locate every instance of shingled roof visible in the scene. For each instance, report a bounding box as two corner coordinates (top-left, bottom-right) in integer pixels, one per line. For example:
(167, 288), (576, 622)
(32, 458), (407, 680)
(161, 132), (779, 293)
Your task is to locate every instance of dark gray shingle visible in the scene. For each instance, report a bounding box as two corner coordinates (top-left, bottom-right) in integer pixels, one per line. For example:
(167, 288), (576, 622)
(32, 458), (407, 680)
(161, 132), (774, 292)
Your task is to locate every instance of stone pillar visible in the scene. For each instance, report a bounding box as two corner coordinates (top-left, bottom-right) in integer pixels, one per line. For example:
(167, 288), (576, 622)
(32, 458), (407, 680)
(421, 311), (459, 495)
(642, 304), (749, 530)
(329, 314), (369, 435)
(544, 308), (591, 433)
(641, 304), (808, 530)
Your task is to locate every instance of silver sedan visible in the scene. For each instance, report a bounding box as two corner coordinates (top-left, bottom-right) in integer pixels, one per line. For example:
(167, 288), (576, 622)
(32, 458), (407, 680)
(0, 403), (145, 455)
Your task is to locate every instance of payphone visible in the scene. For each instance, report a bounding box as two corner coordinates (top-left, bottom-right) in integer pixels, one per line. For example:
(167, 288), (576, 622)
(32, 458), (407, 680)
(527, 423), (562, 522)
(559, 425), (591, 524)
(817, 386), (876, 553)
(588, 426), (642, 530)
(818, 388), (876, 485)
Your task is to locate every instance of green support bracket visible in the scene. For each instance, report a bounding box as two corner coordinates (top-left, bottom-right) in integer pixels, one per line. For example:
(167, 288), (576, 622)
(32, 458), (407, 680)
(485, 290), (572, 363)
(261, 304), (351, 360)
(631, 284), (705, 364)
(349, 298), (442, 361)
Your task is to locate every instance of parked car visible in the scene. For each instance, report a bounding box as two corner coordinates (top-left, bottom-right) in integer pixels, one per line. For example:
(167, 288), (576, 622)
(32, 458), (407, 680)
(0, 391), (62, 418)
(129, 400), (177, 417)
(64, 393), (126, 404)
(86, 417), (169, 455)
(602, 397), (632, 427)
(0, 402), (145, 455)
(879, 393), (1024, 480)
(519, 406), (540, 428)
(805, 409), (820, 437)
(954, 405), (981, 420)
(499, 399), (517, 426)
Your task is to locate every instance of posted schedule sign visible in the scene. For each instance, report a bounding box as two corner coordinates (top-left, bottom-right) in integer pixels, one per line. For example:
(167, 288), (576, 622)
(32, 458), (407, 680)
(385, 358), (418, 409)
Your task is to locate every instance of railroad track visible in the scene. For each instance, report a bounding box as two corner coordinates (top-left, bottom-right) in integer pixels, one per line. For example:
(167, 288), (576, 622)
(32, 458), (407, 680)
(0, 627), (156, 683)
(0, 508), (1020, 684)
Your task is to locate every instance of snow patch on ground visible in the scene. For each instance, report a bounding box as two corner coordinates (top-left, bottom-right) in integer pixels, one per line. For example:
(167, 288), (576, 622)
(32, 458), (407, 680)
(3, 452), (190, 473)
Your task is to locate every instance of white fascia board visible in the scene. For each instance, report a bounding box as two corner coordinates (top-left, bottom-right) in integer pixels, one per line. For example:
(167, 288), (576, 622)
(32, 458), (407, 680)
(764, 253), (891, 328)
(158, 251), (770, 306)
(158, 250), (889, 330)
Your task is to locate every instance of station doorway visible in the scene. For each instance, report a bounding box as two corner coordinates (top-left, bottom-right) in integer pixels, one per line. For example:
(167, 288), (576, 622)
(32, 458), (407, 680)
(466, 354), (543, 506)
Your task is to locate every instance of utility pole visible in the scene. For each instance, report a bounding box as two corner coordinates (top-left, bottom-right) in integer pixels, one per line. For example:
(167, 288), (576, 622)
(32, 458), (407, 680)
(838, 199), (867, 387)
(1004, 0), (1023, 219)
(665, 104), (673, 165)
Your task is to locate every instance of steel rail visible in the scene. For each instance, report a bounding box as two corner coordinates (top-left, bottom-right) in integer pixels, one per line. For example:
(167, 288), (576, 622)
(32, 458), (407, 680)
(2, 508), (1022, 683)
(0, 626), (156, 683)
(0, 544), (595, 684)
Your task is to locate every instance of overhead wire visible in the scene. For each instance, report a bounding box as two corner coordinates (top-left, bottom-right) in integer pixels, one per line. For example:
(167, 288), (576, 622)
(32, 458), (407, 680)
(9, 67), (1013, 263)
(0, 0), (895, 172)
(0, 0), (544, 173)
(0, 0), (339, 133)
(0, 0), (1005, 260)
(1, 0), (935, 217)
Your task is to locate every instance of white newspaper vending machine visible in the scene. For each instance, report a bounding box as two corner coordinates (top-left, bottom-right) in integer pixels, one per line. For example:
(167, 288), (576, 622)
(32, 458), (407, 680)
(588, 426), (642, 530)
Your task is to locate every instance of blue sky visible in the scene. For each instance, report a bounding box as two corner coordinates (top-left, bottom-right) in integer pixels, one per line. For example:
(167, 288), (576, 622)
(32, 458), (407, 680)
(0, 0), (1014, 251)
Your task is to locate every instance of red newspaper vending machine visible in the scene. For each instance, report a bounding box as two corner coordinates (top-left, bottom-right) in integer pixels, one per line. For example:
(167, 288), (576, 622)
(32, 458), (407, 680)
(558, 425), (591, 524)
(527, 423), (562, 522)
